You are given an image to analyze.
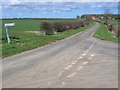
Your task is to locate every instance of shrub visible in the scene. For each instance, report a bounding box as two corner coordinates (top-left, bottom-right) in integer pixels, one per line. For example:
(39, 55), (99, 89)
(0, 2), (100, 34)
(62, 22), (70, 30)
(80, 21), (85, 27)
(84, 21), (90, 25)
(67, 22), (73, 29)
(41, 22), (55, 35)
(104, 22), (109, 26)
(41, 21), (92, 34)
(53, 22), (67, 32)
(107, 24), (113, 32)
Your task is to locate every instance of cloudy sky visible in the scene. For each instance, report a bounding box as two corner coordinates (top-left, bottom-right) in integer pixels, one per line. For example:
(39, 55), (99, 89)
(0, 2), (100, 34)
(1, 0), (119, 18)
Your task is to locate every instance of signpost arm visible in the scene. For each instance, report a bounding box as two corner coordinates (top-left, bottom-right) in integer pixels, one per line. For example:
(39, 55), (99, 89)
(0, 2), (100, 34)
(6, 27), (11, 44)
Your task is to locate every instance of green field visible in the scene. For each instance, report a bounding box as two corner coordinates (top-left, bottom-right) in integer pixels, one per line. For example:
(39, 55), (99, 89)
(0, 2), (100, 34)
(2, 19), (95, 57)
(94, 23), (120, 43)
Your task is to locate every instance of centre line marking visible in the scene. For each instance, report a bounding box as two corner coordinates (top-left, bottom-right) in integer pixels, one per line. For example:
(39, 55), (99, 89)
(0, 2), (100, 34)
(83, 53), (86, 56)
(79, 56), (83, 59)
(76, 66), (83, 70)
(62, 82), (65, 85)
(64, 65), (72, 70)
(82, 61), (88, 65)
(85, 41), (95, 54)
(58, 71), (64, 76)
(90, 54), (95, 57)
(67, 72), (76, 78)
(88, 57), (92, 60)
(71, 62), (76, 65)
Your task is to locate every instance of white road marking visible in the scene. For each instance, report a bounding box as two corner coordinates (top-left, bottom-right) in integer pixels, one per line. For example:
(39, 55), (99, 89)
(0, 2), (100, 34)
(71, 62), (76, 65)
(90, 54), (95, 57)
(79, 56), (83, 59)
(64, 65), (72, 70)
(76, 66), (83, 71)
(67, 73), (76, 78)
(48, 83), (51, 85)
(82, 61), (88, 65)
(58, 71), (64, 76)
(83, 53), (86, 56)
(88, 57), (92, 60)
(85, 41), (95, 54)
(62, 82), (65, 85)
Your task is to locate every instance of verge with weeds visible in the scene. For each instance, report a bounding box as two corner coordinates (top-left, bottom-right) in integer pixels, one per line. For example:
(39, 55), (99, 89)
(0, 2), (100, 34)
(94, 23), (120, 43)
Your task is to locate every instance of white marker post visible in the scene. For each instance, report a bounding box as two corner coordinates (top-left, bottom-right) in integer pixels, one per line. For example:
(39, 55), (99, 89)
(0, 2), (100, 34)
(4, 23), (15, 44)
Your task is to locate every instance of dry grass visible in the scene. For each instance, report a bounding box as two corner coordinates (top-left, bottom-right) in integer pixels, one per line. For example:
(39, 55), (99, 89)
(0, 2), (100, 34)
(25, 31), (45, 35)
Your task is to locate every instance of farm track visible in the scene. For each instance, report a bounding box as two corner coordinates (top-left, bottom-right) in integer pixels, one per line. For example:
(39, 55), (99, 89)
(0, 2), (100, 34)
(2, 23), (118, 88)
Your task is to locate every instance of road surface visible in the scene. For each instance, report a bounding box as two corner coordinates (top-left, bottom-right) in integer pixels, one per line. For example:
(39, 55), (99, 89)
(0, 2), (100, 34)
(2, 23), (118, 88)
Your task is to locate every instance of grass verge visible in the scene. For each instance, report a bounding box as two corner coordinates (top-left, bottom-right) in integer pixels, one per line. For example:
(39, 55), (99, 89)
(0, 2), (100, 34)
(2, 22), (95, 57)
(94, 23), (120, 43)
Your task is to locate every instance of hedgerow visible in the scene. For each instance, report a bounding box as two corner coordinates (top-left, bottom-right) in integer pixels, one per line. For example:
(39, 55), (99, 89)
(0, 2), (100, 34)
(40, 21), (93, 35)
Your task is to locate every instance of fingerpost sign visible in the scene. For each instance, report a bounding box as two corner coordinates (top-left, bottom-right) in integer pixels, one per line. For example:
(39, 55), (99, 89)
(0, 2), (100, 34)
(4, 23), (15, 44)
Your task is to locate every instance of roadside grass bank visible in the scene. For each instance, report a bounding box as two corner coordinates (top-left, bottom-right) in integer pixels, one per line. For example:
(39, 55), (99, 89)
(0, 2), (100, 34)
(94, 23), (120, 43)
(2, 22), (95, 57)
(97, 19), (119, 25)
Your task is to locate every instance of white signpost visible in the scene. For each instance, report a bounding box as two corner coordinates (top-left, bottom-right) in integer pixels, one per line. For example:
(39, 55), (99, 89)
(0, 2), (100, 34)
(4, 23), (15, 44)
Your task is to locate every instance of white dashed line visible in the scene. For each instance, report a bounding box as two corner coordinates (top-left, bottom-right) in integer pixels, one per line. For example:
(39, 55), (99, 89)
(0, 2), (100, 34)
(58, 71), (64, 76)
(67, 73), (76, 78)
(48, 83), (51, 85)
(62, 82), (65, 85)
(76, 66), (83, 71)
(79, 56), (83, 59)
(85, 41), (95, 53)
(71, 62), (76, 65)
(83, 53), (86, 56)
(88, 57), (92, 60)
(64, 65), (72, 70)
(82, 61), (88, 65)
(90, 54), (95, 57)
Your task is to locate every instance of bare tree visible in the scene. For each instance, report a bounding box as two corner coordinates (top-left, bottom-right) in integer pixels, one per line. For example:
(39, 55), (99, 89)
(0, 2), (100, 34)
(104, 9), (112, 22)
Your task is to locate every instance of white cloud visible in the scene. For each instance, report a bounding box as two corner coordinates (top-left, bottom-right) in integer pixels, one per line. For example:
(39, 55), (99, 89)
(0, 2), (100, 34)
(52, 10), (60, 13)
(98, 5), (102, 7)
(2, 0), (22, 5)
(63, 8), (71, 11)
(2, 0), (119, 3)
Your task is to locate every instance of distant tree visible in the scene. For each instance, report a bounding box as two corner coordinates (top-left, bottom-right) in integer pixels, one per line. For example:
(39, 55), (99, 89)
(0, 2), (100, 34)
(104, 9), (112, 22)
(76, 15), (80, 19)
(85, 15), (92, 21)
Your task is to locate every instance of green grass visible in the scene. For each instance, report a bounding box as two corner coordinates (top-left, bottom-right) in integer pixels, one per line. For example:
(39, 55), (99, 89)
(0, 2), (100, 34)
(97, 19), (120, 25)
(94, 23), (120, 43)
(2, 19), (95, 57)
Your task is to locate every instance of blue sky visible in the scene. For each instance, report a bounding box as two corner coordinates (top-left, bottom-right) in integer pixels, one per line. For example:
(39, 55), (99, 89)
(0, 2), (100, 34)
(2, 1), (119, 18)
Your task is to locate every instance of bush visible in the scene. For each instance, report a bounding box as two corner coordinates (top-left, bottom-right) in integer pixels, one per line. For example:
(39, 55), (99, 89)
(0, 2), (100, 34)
(41, 21), (92, 34)
(104, 22), (109, 26)
(41, 22), (56, 35)
(107, 24), (113, 32)
(80, 21), (85, 27)
(84, 21), (90, 25)
(53, 22), (67, 32)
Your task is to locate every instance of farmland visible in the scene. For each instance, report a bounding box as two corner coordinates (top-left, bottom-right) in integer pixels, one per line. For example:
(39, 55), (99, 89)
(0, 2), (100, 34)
(2, 19), (95, 57)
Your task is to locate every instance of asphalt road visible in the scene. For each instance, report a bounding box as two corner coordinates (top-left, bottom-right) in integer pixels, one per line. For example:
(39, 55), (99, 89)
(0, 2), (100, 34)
(2, 23), (118, 88)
